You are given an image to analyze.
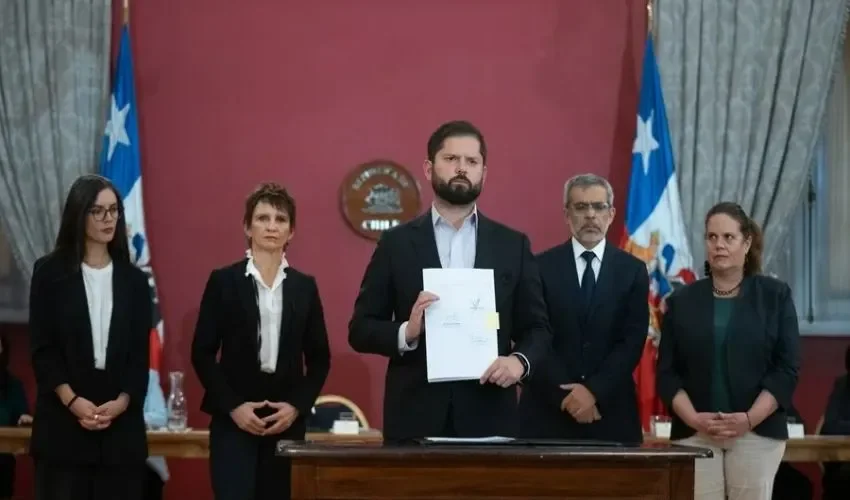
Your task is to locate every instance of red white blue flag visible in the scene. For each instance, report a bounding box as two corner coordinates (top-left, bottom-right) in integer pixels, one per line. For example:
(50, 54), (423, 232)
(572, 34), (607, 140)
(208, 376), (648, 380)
(621, 38), (697, 431)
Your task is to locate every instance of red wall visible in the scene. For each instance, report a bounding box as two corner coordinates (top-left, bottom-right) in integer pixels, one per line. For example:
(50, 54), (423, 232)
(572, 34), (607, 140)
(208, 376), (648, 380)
(0, 1), (845, 498)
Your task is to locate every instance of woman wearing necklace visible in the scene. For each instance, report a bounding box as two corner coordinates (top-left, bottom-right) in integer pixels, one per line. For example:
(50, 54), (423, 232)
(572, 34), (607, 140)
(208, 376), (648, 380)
(656, 201), (800, 500)
(191, 182), (331, 500)
(29, 175), (152, 500)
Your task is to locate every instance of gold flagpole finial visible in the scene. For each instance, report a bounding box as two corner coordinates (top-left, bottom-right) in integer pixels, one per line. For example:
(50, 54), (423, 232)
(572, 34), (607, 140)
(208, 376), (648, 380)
(123, 0), (130, 25)
(647, 0), (653, 35)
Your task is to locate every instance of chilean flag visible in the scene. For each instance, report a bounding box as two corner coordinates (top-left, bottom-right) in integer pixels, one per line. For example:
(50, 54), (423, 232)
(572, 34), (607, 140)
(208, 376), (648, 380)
(100, 24), (169, 480)
(621, 38), (697, 432)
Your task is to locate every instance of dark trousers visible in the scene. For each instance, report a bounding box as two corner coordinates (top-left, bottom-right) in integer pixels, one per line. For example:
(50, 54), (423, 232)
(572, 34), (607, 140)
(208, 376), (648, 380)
(142, 465), (164, 500)
(34, 459), (143, 500)
(771, 463), (812, 500)
(209, 416), (293, 500)
(0, 454), (15, 499)
(439, 402), (458, 437)
(822, 462), (850, 500)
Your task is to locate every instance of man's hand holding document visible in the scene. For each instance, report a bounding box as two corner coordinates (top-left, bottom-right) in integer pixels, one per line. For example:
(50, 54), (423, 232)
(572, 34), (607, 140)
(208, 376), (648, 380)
(422, 268), (501, 383)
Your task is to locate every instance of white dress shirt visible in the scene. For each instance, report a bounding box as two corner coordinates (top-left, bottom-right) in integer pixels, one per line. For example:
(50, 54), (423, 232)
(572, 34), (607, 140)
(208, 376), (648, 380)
(395, 205), (531, 376)
(245, 252), (288, 374)
(397, 205), (478, 353)
(81, 262), (113, 370)
(572, 237), (606, 285)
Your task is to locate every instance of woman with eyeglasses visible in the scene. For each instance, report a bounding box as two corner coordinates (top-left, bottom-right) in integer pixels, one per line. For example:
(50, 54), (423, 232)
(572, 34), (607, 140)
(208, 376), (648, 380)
(191, 182), (331, 500)
(29, 174), (151, 500)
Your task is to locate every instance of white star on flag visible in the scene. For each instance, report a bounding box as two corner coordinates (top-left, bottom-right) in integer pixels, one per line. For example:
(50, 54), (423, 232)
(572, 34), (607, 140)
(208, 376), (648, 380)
(104, 94), (131, 161)
(633, 111), (660, 174)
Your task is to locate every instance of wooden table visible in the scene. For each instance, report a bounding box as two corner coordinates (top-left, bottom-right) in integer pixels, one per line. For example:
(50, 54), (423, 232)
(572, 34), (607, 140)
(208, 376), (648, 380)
(645, 435), (850, 462)
(277, 440), (711, 500)
(0, 427), (382, 458)
(0, 427), (847, 462)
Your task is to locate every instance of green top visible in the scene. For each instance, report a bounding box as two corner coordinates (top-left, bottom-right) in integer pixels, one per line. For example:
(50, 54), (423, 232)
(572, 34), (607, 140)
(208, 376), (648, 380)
(0, 375), (29, 427)
(711, 298), (735, 413)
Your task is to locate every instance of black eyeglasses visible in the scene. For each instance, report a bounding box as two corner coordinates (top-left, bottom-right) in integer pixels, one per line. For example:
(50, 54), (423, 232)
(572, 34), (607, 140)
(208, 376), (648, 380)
(89, 206), (121, 221)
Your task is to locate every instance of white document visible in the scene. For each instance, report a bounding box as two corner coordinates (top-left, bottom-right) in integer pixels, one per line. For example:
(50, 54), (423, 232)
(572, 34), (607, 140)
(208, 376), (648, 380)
(422, 268), (499, 383)
(423, 436), (515, 444)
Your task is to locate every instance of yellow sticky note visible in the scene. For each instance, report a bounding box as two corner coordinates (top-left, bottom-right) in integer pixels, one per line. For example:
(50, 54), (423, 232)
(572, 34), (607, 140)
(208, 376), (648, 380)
(485, 312), (500, 330)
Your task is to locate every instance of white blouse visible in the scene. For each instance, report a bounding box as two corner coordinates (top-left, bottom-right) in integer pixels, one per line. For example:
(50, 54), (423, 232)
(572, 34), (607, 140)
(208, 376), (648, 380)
(81, 262), (113, 370)
(244, 252), (288, 373)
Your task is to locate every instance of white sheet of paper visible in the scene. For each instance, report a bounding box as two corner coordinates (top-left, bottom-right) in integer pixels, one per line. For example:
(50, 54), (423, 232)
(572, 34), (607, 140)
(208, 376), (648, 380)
(787, 423), (805, 438)
(423, 436), (515, 444)
(422, 268), (499, 383)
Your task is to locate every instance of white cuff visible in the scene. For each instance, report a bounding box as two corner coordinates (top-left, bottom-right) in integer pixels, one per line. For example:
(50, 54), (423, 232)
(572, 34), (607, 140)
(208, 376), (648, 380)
(397, 321), (419, 354)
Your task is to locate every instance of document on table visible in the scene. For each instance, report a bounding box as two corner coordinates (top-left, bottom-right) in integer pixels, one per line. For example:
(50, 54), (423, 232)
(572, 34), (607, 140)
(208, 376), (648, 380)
(422, 436), (515, 444)
(422, 268), (499, 383)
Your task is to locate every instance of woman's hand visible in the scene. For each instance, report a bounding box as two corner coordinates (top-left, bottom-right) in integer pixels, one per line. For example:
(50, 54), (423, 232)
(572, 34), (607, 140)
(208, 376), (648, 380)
(68, 396), (98, 421)
(72, 394), (129, 431)
(78, 413), (111, 431)
(94, 393), (130, 423)
(687, 412), (723, 435)
(706, 412), (750, 439)
(17, 414), (32, 426)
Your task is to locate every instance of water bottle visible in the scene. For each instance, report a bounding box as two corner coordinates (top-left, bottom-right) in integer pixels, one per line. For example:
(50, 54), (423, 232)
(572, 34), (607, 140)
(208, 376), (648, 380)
(166, 370), (188, 431)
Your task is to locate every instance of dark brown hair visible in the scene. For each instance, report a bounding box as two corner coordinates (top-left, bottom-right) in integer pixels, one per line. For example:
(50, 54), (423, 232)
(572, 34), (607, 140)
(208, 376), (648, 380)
(55, 174), (130, 267)
(703, 201), (763, 276)
(243, 182), (296, 246)
(427, 120), (487, 164)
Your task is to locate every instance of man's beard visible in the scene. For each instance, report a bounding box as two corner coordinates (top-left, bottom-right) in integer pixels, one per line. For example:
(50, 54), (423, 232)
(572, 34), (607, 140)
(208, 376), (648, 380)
(432, 175), (482, 206)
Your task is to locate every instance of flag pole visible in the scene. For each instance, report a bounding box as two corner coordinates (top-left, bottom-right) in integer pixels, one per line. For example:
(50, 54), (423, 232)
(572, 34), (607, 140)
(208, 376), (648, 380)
(123, 0), (130, 25)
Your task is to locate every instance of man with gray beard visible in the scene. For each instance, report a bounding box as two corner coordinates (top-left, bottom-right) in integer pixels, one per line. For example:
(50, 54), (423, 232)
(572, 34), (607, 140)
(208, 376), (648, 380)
(518, 174), (649, 444)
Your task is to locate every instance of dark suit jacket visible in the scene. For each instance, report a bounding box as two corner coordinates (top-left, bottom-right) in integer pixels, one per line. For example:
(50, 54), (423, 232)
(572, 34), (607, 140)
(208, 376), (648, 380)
(191, 259), (331, 432)
(821, 375), (850, 499)
(821, 375), (850, 435)
(348, 212), (552, 440)
(656, 275), (801, 440)
(28, 252), (151, 465)
(518, 241), (649, 443)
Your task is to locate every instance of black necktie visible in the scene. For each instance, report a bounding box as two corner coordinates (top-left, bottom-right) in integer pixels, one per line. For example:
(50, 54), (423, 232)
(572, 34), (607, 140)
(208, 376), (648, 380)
(580, 251), (596, 307)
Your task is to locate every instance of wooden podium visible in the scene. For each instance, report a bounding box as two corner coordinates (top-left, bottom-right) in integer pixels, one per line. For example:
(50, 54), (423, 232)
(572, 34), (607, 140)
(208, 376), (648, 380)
(278, 440), (711, 499)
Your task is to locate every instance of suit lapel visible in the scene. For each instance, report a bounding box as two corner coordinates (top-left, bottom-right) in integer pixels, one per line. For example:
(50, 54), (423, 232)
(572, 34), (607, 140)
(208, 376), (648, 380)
(551, 242), (584, 354)
(690, 278), (716, 359)
(473, 214), (495, 271)
(69, 269), (97, 369)
(275, 275), (296, 371)
(236, 261), (261, 355)
(560, 242), (582, 307)
(105, 262), (129, 370)
(411, 213), (442, 269)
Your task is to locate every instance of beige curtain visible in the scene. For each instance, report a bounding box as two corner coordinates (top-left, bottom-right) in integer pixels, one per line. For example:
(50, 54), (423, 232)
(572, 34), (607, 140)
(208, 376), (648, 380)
(0, 0), (111, 321)
(825, 37), (850, 296)
(654, 0), (849, 272)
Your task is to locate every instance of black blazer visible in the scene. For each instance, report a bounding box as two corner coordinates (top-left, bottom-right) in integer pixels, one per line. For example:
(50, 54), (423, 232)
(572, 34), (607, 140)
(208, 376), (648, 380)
(519, 241), (649, 443)
(191, 260), (331, 428)
(821, 375), (850, 436)
(28, 253), (151, 465)
(656, 275), (801, 440)
(348, 212), (552, 440)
